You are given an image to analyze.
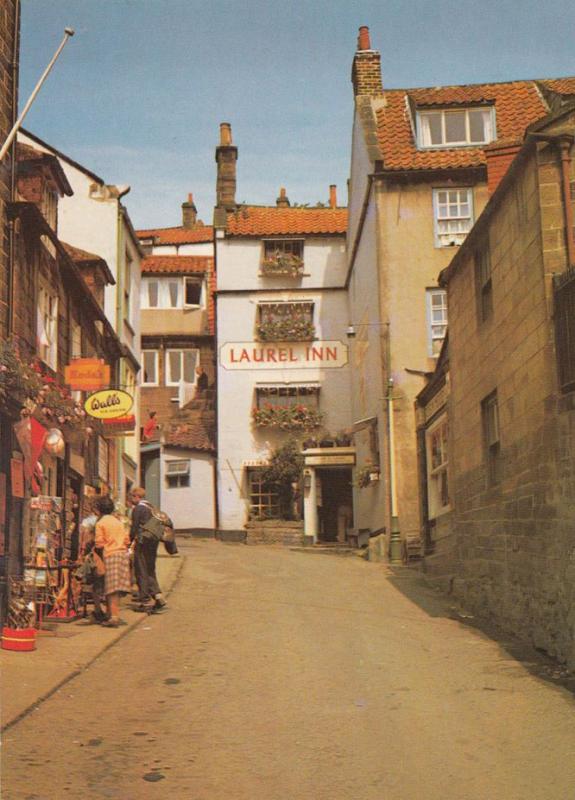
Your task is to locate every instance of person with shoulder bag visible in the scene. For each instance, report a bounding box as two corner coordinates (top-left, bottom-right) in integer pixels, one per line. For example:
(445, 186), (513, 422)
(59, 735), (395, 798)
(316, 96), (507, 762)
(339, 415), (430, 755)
(129, 487), (167, 613)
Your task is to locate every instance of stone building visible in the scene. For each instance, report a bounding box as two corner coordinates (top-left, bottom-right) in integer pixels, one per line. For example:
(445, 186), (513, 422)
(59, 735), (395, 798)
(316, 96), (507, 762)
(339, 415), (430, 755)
(346, 25), (575, 558)
(214, 124), (351, 544)
(18, 129), (143, 506)
(0, 0), (21, 617)
(0, 138), (124, 620)
(417, 100), (575, 667)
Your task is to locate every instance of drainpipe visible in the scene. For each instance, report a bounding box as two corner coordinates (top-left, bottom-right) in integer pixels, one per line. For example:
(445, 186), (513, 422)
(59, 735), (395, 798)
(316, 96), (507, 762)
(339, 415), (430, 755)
(558, 139), (575, 268)
(386, 322), (402, 564)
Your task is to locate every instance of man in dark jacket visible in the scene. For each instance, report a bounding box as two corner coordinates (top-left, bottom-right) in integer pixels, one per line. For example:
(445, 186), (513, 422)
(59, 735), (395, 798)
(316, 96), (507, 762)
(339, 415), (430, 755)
(129, 487), (166, 611)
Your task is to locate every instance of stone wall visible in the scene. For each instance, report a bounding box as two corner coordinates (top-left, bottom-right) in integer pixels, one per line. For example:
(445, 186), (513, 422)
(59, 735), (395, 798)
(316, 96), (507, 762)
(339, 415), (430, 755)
(245, 520), (304, 547)
(443, 126), (575, 668)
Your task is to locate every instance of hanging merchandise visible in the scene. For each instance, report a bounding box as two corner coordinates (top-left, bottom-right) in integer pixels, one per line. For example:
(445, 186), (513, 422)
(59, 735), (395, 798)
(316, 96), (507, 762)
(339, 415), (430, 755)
(13, 417), (48, 492)
(44, 428), (65, 456)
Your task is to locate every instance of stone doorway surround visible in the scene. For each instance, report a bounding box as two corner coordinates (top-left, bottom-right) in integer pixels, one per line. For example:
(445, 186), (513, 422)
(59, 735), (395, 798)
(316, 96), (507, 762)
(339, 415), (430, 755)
(302, 447), (356, 544)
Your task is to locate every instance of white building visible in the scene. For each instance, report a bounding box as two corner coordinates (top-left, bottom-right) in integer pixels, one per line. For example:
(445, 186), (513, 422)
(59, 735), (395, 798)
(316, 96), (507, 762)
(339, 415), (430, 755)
(214, 124), (353, 543)
(19, 129), (143, 506)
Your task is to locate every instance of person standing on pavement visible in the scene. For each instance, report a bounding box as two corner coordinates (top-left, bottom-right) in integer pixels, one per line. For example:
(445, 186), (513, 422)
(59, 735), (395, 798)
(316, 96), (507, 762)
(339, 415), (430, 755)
(129, 487), (166, 612)
(94, 496), (131, 627)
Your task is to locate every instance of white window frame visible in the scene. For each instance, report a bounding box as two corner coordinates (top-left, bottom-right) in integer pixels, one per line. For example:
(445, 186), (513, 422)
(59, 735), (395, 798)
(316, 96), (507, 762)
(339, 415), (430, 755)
(37, 280), (58, 370)
(425, 288), (448, 357)
(417, 107), (496, 149)
(141, 277), (205, 310)
(248, 468), (280, 520)
(141, 350), (159, 386)
(426, 415), (450, 518)
(433, 188), (474, 248)
(262, 239), (304, 259)
(165, 348), (199, 387)
(183, 276), (205, 309)
(166, 459), (190, 489)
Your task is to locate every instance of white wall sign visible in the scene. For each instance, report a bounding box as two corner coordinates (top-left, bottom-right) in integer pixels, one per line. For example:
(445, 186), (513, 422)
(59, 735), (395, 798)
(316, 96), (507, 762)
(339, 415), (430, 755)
(219, 341), (348, 370)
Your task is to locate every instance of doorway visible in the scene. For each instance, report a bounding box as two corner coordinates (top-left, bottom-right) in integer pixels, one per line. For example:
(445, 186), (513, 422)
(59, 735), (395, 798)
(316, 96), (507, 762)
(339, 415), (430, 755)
(316, 468), (353, 543)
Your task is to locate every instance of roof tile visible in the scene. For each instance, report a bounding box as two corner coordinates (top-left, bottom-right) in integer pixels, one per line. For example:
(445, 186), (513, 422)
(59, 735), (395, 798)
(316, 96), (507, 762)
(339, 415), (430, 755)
(375, 79), (574, 172)
(137, 225), (213, 245)
(225, 206), (348, 236)
(141, 255), (213, 274)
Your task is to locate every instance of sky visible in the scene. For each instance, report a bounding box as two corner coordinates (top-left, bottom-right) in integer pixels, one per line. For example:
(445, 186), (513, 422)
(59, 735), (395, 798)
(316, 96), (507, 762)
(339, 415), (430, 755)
(19, 0), (575, 230)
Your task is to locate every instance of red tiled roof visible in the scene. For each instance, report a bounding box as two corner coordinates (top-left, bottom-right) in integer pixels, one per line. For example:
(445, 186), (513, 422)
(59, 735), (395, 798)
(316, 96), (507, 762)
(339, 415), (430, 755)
(62, 241), (116, 285)
(539, 77), (575, 95)
(136, 225), (213, 245)
(141, 255), (213, 274)
(375, 79), (572, 172)
(164, 409), (216, 452)
(225, 206), (348, 236)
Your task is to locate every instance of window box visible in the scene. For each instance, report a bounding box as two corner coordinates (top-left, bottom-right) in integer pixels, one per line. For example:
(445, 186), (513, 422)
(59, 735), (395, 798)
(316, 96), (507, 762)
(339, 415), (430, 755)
(252, 404), (323, 431)
(261, 253), (304, 277)
(256, 301), (315, 341)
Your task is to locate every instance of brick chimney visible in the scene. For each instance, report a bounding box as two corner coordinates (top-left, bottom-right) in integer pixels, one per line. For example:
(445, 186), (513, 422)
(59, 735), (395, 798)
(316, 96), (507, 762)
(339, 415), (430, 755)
(329, 185), (337, 208)
(276, 187), (290, 208)
(351, 25), (383, 97)
(181, 193), (198, 228)
(485, 141), (522, 195)
(215, 122), (238, 211)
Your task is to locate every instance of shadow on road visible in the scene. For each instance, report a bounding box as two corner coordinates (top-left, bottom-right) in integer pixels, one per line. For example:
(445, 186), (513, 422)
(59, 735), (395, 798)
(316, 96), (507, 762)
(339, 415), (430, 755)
(386, 564), (575, 698)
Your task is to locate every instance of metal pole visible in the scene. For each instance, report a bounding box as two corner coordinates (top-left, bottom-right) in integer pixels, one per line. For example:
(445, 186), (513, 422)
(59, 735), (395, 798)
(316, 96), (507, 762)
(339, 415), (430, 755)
(386, 322), (402, 564)
(0, 27), (75, 163)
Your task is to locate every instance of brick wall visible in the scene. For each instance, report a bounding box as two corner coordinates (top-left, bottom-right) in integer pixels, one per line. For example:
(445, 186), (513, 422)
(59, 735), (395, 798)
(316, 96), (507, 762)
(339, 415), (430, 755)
(442, 130), (575, 667)
(351, 51), (383, 97)
(0, 0), (18, 337)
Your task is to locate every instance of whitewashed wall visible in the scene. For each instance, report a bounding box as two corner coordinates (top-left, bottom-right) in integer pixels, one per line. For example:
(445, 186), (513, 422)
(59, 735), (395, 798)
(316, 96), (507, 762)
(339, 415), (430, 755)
(216, 233), (351, 531)
(161, 449), (215, 530)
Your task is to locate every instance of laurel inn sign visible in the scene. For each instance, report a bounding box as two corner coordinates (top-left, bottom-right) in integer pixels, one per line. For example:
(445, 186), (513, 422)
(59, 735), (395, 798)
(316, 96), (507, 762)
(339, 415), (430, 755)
(219, 341), (348, 370)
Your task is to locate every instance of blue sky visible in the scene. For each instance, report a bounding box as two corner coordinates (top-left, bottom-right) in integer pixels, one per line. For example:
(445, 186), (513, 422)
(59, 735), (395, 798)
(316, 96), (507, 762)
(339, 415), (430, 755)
(19, 0), (575, 229)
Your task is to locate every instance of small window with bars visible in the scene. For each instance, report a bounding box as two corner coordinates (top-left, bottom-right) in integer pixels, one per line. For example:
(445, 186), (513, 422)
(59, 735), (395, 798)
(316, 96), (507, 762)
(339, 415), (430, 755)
(256, 384), (319, 410)
(256, 301), (315, 341)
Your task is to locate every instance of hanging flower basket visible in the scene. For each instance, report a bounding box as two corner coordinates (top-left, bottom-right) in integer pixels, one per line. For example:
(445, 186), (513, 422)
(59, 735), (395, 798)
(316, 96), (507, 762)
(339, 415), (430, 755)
(252, 404), (323, 431)
(0, 340), (88, 433)
(261, 252), (304, 277)
(355, 465), (380, 488)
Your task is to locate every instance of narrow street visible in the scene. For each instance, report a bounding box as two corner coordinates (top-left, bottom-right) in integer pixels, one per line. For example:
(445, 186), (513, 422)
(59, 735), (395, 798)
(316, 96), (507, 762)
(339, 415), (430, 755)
(3, 540), (575, 800)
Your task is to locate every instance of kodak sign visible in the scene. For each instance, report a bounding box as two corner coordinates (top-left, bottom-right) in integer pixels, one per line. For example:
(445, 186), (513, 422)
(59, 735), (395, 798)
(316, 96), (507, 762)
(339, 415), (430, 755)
(65, 358), (110, 391)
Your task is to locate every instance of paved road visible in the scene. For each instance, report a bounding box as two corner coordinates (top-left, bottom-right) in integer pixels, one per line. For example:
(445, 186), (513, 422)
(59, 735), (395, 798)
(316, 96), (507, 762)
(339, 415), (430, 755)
(3, 540), (575, 799)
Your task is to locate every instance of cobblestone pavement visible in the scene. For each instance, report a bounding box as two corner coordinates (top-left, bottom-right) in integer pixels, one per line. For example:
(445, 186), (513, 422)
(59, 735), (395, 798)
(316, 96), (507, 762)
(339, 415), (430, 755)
(3, 539), (575, 800)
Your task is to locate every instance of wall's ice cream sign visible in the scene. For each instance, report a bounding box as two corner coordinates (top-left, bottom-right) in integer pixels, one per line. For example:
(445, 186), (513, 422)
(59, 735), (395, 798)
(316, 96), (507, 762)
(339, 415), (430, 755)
(219, 341), (348, 370)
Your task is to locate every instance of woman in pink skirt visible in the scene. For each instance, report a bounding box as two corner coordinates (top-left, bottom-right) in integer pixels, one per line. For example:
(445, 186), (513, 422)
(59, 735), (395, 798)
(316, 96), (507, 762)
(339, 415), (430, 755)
(94, 496), (131, 627)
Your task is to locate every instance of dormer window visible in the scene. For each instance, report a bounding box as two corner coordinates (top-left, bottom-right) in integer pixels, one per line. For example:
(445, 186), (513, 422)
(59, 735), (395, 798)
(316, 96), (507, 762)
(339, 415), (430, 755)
(417, 107), (495, 149)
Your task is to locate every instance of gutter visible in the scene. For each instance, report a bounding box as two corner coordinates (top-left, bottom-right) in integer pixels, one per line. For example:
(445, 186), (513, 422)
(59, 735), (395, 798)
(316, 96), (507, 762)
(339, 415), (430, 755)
(344, 173), (375, 289)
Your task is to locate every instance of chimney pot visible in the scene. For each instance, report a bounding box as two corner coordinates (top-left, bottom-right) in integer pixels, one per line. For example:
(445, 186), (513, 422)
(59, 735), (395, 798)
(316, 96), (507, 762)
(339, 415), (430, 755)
(358, 25), (371, 50)
(276, 187), (290, 207)
(329, 185), (337, 209)
(182, 193), (198, 229)
(220, 123), (232, 146)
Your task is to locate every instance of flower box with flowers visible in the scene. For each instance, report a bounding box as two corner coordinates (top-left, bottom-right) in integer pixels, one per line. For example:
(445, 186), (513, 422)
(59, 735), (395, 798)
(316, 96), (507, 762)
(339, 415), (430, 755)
(252, 404), (323, 431)
(256, 318), (316, 342)
(260, 252), (304, 278)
